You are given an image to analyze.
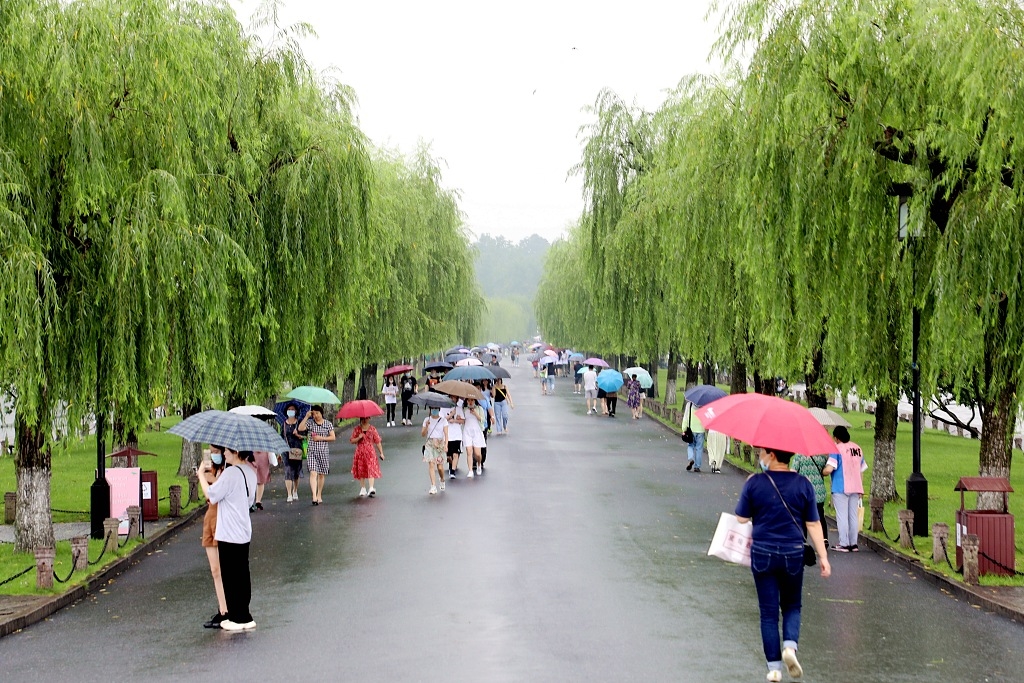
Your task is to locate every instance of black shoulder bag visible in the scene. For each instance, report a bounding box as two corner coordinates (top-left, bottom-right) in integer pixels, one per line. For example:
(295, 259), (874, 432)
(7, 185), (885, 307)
(763, 472), (817, 567)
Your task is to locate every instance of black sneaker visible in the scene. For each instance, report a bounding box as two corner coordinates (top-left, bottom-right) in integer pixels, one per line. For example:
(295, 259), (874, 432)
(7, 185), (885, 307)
(204, 612), (226, 629)
(686, 462), (694, 471)
(693, 467), (701, 473)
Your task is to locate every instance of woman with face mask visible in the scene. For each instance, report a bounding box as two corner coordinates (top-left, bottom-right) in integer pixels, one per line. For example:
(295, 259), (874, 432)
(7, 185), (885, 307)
(382, 377), (399, 427)
(734, 446), (831, 682)
(299, 405), (335, 505)
(200, 445), (228, 628)
(461, 396), (486, 477)
(281, 403), (305, 502)
(421, 406), (449, 494)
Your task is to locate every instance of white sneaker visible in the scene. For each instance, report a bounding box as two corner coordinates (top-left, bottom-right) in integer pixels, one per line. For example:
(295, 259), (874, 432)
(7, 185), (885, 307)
(220, 619), (256, 631)
(766, 671), (782, 683)
(439, 481), (445, 491)
(467, 470), (474, 478)
(359, 487), (367, 497)
(286, 494), (293, 502)
(782, 648), (802, 679)
(476, 465), (482, 475)
(429, 486), (437, 495)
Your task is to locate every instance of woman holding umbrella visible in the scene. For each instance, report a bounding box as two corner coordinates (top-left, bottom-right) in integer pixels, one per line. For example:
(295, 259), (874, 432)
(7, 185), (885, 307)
(382, 376), (399, 427)
(461, 396), (486, 477)
(420, 402), (449, 494)
(350, 415), (385, 497)
(298, 405), (335, 505)
(627, 374), (643, 419)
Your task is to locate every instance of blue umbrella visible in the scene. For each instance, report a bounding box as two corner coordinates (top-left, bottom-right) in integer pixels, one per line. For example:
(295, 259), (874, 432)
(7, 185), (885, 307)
(597, 369), (624, 393)
(273, 399), (311, 426)
(445, 352), (469, 364)
(169, 410), (291, 453)
(444, 366), (497, 382)
(569, 352), (585, 361)
(684, 384), (728, 407)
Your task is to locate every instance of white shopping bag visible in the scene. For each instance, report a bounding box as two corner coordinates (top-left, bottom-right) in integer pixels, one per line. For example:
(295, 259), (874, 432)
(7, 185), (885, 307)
(708, 512), (753, 566)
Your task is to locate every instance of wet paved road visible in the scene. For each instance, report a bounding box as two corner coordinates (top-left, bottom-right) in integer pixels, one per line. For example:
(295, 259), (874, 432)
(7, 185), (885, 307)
(3, 365), (1024, 682)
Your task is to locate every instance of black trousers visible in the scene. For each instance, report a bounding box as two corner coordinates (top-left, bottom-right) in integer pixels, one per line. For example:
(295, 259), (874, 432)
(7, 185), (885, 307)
(402, 400), (414, 421)
(386, 403), (396, 422)
(218, 541), (252, 624)
(606, 395), (618, 415)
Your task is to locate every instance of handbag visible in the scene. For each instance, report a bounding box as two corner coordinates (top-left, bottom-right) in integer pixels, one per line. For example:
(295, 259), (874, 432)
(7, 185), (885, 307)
(708, 512), (753, 566)
(763, 472), (817, 567)
(682, 403), (695, 444)
(288, 447), (303, 461)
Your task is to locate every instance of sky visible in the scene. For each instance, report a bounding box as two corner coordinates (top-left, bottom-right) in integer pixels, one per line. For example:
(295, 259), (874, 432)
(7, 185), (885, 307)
(229, 0), (723, 243)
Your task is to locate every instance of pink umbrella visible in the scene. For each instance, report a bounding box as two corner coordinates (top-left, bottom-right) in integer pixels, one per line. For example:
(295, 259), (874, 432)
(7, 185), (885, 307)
(698, 393), (837, 455)
(583, 357), (610, 368)
(543, 349), (558, 357)
(456, 357), (484, 367)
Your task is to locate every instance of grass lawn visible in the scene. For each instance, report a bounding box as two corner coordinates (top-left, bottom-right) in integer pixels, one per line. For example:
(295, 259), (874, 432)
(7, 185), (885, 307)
(645, 391), (1024, 587)
(0, 415), (200, 524)
(0, 536), (145, 596)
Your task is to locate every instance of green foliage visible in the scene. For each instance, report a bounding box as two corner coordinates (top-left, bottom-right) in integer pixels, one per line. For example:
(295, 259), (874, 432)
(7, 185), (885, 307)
(474, 233), (549, 342)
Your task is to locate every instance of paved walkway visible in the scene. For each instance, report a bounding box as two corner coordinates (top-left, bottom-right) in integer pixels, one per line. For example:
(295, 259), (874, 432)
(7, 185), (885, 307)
(0, 522), (90, 544)
(2, 365), (1024, 681)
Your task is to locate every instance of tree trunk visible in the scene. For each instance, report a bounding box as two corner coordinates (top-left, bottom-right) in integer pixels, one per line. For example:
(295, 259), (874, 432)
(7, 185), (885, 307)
(684, 360), (698, 389)
(644, 359), (659, 399)
(977, 383), (1016, 510)
(730, 356), (747, 395)
(870, 395), (900, 503)
(358, 363), (379, 401)
(664, 349), (679, 406)
(804, 323), (829, 408)
(341, 370), (356, 404)
(226, 392), (244, 410)
(701, 360), (714, 387)
(177, 402), (203, 476)
(15, 416), (54, 553)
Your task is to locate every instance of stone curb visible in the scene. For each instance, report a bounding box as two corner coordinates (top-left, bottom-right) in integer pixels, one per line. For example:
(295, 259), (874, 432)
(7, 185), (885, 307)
(0, 503), (207, 639)
(644, 405), (1024, 626)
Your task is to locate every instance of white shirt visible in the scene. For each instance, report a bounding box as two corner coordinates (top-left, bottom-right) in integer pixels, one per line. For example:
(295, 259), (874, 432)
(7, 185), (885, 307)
(383, 385), (399, 404)
(583, 370), (598, 391)
(423, 415), (449, 440)
(207, 464), (257, 544)
(445, 403), (464, 440)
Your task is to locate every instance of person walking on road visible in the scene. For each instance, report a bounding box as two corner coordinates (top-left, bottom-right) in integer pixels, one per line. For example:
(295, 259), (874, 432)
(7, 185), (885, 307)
(400, 374), (417, 426)
(351, 416), (385, 497)
(683, 402), (706, 472)
(573, 361), (583, 394)
(445, 400), (465, 478)
(790, 452), (830, 548)
(383, 376), (399, 427)
(462, 396), (486, 477)
(492, 377), (514, 435)
(583, 366), (599, 414)
(545, 360), (557, 394)
(627, 374), (642, 419)
(200, 446), (228, 629)
(735, 446), (831, 682)
(823, 426), (867, 551)
(421, 407), (448, 494)
(299, 405), (335, 505)
(251, 451), (271, 511)
(197, 447), (259, 632)
(281, 404), (305, 502)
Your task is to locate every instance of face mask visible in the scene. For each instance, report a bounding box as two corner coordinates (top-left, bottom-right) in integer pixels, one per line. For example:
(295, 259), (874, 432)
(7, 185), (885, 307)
(211, 452), (224, 466)
(759, 457), (770, 472)
(430, 409), (440, 417)
(287, 410), (296, 418)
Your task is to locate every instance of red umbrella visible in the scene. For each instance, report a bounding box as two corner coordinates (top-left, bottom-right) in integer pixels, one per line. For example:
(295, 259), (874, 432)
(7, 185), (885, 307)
(336, 400), (385, 420)
(383, 364), (415, 377)
(698, 393), (838, 455)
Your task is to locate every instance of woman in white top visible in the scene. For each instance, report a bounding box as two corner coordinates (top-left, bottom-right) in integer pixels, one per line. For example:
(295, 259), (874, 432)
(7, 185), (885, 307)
(382, 377), (399, 427)
(461, 396), (487, 477)
(421, 407), (449, 494)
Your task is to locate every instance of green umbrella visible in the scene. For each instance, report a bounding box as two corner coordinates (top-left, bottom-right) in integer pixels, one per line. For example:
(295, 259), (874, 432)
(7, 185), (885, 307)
(285, 385), (342, 405)
(623, 367), (654, 389)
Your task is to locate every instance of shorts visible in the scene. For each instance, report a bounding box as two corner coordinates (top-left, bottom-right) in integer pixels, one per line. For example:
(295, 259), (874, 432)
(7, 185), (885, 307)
(201, 504), (217, 548)
(424, 440), (446, 464)
(447, 440), (462, 456)
(463, 429), (486, 449)
(585, 389), (598, 399)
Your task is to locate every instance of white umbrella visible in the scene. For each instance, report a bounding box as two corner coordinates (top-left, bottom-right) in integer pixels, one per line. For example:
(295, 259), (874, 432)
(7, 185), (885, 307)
(229, 405), (278, 420)
(456, 357), (484, 367)
(808, 407), (852, 428)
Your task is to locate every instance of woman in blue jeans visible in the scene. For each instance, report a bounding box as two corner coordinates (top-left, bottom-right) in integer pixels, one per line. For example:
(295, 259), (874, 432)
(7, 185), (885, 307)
(735, 446), (831, 682)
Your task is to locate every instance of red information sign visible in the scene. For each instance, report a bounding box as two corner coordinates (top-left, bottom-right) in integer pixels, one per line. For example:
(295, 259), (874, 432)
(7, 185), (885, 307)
(106, 468), (140, 535)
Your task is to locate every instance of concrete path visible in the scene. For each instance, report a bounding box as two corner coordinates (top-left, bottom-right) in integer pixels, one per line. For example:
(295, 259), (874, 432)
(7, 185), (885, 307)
(2, 364), (1024, 682)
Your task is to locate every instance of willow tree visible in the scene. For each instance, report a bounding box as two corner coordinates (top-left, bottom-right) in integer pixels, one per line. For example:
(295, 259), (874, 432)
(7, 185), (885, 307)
(718, 0), (1024, 502)
(0, 0), (260, 549)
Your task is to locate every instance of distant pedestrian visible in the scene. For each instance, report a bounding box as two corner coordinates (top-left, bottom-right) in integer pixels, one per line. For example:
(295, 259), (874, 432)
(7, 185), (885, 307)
(462, 396), (486, 477)
(383, 376), (399, 427)
(492, 378), (514, 435)
(197, 446), (258, 632)
(421, 407), (449, 495)
(299, 405), (335, 505)
(350, 416), (385, 497)
(545, 360), (556, 394)
(477, 381), (497, 469)
(444, 400), (465, 478)
(683, 402), (705, 472)
(605, 384), (618, 417)
(735, 446), (830, 682)
(573, 361), (583, 394)
(790, 452), (830, 547)
(200, 445), (227, 629)
(823, 426), (867, 551)
(251, 450), (271, 511)
(583, 366), (599, 414)
(627, 375), (642, 419)
(281, 403), (305, 503)
(400, 374), (417, 426)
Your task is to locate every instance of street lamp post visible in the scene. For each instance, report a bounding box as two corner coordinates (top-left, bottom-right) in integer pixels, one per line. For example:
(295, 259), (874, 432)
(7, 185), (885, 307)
(90, 342), (109, 539)
(897, 188), (928, 536)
